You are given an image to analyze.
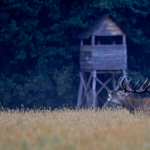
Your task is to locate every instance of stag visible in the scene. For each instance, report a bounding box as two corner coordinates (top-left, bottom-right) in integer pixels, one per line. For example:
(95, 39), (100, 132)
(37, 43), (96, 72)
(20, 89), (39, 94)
(103, 76), (150, 112)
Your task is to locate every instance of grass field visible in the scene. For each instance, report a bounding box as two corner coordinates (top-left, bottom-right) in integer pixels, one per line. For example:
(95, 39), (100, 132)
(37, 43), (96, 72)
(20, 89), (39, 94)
(1, 107), (150, 150)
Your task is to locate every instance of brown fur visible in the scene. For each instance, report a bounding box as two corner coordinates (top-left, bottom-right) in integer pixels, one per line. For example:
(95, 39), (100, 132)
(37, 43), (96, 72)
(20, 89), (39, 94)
(107, 90), (150, 112)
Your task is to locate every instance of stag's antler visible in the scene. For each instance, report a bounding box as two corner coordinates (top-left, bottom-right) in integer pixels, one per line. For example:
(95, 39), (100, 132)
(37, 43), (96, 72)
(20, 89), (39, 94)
(118, 76), (124, 91)
(118, 76), (150, 93)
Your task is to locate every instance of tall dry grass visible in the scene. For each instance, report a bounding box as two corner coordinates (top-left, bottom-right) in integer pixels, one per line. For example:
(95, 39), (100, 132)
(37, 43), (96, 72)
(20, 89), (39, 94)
(0, 107), (150, 150)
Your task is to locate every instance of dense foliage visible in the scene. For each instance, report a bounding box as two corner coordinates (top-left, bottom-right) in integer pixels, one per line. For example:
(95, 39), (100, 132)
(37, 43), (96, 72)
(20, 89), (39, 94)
(0, 0), (150, 109)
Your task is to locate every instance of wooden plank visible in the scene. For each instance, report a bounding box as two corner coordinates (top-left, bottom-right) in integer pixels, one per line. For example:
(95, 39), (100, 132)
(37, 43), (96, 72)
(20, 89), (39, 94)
(80, 66), (127, 71)
(92, 63), (127, 67)
(93, 48), (126, 52)
(93, 64), (127, 70)
(80, 61), (92, 64)
(81, 48), (92, 52)
(92, 62), (126, 66)
(94, 52), (126, 56)
(80, 62), (93, 65)
(93, 57), (127, 61)
(94, 30), (124, 36)
(81, 56), (127, 61)
(93, 45), (126, 49)
(92, 61), (126, 64)
(92, 45), (126, 50)
(96, 23), (121, 30)
(92, 59), (127, 64)
(80, 65), (93, 70)
(80, 57), (92, 61)
(80, 66), (93, 70)
(92, 51), (126, 55)
(93, 53), (126, 57)
(99, 26), (122, 31)
(80, 60), (92, 63)
(100, 23), (120, 28)
(81, 45), (127, 51)
(94, 67), (127, 71)
(93, 51), (126, 55)
(93, 64), (127, 69)
(93, 54), (127, 58)
(94, 63), (127, 67)
(93, 62), (127, 66)
(95, 59), (127, 62)
(80, 51), (92, 56)
(93, 55), (126, 59)
(92, 57), (126, 62)
(80, 64), (93, 68)
(94, 17), (124, 36)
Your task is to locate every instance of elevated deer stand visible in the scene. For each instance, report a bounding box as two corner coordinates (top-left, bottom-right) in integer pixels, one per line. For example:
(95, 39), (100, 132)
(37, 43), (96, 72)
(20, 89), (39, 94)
(76, 14), (128, 108)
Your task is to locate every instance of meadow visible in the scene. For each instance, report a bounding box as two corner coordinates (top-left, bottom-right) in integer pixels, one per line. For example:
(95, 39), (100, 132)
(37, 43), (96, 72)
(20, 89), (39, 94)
(1, 107), (150, 150)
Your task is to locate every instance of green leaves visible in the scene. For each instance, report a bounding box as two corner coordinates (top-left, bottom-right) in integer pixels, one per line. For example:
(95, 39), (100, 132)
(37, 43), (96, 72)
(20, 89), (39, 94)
(0, 0), (150, 108)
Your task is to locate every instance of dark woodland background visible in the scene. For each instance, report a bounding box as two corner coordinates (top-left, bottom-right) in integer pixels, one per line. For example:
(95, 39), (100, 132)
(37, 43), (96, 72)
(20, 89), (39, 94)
(0, 0), (150, 109)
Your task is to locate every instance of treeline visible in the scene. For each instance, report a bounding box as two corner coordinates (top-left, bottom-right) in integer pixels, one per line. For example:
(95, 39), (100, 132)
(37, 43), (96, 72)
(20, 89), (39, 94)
(0, 0), (150, 109)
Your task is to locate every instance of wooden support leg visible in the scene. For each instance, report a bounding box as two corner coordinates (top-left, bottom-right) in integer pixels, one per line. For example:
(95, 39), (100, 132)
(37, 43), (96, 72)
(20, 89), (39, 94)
(82, 72), (92, 102)
(77, 76), (83, 108)
(92, 70), (97, 109)
(79, 72), (87, 91)
(112, 73), (116, 90)
(79, 72), (91, 107)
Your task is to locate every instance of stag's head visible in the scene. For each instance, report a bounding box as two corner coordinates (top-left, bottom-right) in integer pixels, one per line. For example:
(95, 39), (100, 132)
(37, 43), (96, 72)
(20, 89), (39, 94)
(106, 76), (150, 106)
(107, 90), (128, 105)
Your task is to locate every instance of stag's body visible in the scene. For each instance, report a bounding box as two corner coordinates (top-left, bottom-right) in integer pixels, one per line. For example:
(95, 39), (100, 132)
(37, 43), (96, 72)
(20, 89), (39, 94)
(103, 76), (150, 112)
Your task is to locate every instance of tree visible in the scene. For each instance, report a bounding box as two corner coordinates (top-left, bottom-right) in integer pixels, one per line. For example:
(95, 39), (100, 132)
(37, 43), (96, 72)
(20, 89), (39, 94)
(0, 0), (150, 109)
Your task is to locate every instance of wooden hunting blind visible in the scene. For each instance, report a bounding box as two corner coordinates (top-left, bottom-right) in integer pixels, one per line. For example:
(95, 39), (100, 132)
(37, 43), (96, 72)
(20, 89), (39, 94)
(76, 14), (128, 108)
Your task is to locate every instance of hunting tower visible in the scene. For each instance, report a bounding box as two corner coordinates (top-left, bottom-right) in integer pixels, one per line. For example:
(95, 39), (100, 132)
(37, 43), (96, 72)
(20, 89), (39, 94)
(76, 14), (128, 108)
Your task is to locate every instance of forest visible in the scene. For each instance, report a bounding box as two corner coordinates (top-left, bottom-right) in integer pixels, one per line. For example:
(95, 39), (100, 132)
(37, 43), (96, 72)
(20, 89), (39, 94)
(0, 0), (150, 109)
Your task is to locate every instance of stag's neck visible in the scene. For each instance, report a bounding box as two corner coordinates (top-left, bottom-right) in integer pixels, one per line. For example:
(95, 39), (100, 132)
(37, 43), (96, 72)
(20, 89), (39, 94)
(121, 95), (135, 111)
(111, 98), (123, 105)
(124, 95), (144, 111)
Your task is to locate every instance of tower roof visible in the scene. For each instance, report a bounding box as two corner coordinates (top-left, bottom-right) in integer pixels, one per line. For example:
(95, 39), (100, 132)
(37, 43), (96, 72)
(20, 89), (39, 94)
(77, 14), (127, 39)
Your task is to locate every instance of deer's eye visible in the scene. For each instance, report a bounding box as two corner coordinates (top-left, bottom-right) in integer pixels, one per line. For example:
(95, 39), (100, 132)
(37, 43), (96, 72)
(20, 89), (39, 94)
(117, 91), (122, 95)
